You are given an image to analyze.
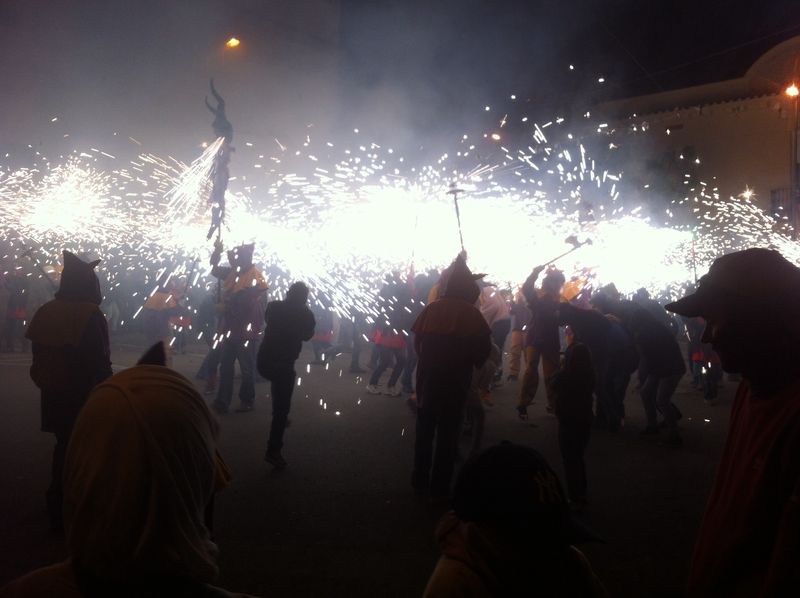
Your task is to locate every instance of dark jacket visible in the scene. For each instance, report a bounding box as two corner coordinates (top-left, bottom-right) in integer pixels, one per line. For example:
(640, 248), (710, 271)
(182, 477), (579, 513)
(257, 299), (315, 374)
(634, 315), (686, 378)
(412, 298), (491, 412)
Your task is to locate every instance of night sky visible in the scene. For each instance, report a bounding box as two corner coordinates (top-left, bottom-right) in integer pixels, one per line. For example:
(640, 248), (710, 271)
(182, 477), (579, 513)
(1, 0), (798, 154)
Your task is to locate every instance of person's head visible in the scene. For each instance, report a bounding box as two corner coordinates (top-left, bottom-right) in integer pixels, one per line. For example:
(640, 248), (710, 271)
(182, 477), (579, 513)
(452, 443), (597, 547)
(541, 269), (565, 296)
(55, 250), (102, 305)
(63, 346), (220, 583)
(229, 243), (255, 269)
(666, 248), (800, 378)
(442, 254), (483, 304)
(286, 281), (310, 305)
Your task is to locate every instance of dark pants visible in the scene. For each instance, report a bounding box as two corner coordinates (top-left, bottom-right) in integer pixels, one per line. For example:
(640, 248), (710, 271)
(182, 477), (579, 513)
(266, 366), (296, 453)
(641, 372), (683, 430)
(369, 346), (406, 387)
(558, 418), (591, 502)
(197, 344), (221, 380)
(215, 339), (255, 410)
(47, 430), (70, 529)
(401, 334), (417, 391)
(490, 319), (511, 379)
(413, 406), (463, 497)
(599, 363), (631, 431)
(351, 319), (364, 369)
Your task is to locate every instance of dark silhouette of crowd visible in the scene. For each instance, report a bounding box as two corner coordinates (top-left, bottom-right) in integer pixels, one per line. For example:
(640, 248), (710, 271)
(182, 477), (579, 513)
(2, 242), (799, 597)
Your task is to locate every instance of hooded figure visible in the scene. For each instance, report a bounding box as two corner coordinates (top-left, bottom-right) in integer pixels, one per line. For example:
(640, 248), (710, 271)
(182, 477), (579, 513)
(411, 255), (491, 498)
(0, 357), (251, 598)
(25, 250), (112, 530)
(209, 241), (268, 414)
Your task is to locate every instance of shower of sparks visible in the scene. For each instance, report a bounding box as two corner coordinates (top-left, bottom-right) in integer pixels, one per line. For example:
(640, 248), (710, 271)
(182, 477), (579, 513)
(2, 95), (798, 334)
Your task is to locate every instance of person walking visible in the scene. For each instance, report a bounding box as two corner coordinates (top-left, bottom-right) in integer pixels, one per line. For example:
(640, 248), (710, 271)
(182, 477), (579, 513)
(518, 266), (565, 419)
(552, 342), (595, 508)
(257, 282), (316, 469)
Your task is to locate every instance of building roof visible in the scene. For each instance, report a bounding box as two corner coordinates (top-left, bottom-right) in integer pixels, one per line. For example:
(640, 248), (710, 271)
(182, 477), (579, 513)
(595, 35), (800, 119)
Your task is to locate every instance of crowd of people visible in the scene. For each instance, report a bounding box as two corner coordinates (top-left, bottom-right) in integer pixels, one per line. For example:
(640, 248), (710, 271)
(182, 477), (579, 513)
(1, 241), (799, 596)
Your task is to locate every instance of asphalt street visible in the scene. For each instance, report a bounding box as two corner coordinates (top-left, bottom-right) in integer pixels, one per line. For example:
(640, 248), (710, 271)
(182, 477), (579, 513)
(0, 341), (731, 597)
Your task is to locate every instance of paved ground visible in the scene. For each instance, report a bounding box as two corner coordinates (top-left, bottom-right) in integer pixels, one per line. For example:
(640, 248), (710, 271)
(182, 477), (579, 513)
(0, 341), (732, 597)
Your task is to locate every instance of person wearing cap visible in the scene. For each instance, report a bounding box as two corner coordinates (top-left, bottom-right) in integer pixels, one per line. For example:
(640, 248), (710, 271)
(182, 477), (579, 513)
(517, 265), (566, 419)
(411, 255), (491, 499)
(666, 248), (800, 597)
(25, 250), (113, 531)
(209, 241), (268, 414)
(423, 442), (606, 597)
(0, 345), (251, 598)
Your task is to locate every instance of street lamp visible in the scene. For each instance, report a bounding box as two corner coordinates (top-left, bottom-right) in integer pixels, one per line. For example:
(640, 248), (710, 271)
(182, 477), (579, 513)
(786, 83), (799, 230)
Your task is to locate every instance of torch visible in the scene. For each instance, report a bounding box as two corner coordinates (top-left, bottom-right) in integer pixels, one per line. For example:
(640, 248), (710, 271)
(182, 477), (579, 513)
(447, 181), (466, 252)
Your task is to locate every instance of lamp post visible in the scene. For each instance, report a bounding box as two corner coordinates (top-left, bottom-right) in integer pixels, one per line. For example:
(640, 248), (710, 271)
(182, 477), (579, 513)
(785, 83), (799, 230)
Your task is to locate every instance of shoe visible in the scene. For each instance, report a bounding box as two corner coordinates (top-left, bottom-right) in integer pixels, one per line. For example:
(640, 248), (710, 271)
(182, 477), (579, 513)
(640, 425), (659, 436)
(366, 384), (381, 395)
(235, 403), (254, 413)
(211, 403), (229, 415)
(349, 366), (366, 373)
(385, 386), (402, 397)
(516, 405), (528, 420)
(506, 374), (518, 382)
(265, 451), (287, 469)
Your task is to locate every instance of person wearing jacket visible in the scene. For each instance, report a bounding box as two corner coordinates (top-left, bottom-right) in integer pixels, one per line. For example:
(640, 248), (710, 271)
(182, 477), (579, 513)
(411, 255), (491, 499)
(0, 348), (251, 598)
(518, 266), (565, 419)
(424, 443), (606, 597)
(479, 284), (511, 383)
(210, 241), (268, 414)
(667, 248), (800, 597)
(257, 282), (316, 469)
(630, 309), (686, 445)
(24, 250), (113, 530)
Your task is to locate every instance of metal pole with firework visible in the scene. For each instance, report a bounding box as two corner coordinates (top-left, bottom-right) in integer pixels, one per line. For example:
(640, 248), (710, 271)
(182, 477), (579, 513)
(205, 78), (234, 242)
(540, 234), (592, 268)
(447, 181), (466, 252)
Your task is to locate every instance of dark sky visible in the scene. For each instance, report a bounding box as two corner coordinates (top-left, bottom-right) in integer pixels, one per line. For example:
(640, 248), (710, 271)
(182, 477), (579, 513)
(1, 0), (798, 156)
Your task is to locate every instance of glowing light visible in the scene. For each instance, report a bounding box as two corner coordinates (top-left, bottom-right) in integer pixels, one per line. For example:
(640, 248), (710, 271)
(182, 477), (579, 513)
(739, 186), (755, 201)
(490, 133), (501, 141)
(226, 37), (240, 48)
(786, 83), (799, 98)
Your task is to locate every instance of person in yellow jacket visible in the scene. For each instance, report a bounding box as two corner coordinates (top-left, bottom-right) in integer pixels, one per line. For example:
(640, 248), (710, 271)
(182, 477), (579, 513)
(210, 241), (268, 414)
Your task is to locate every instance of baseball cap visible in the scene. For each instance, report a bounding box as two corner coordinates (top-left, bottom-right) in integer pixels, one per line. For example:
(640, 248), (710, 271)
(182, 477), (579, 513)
(666, 248), (800, 318)
(452, 442), (602, 545)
